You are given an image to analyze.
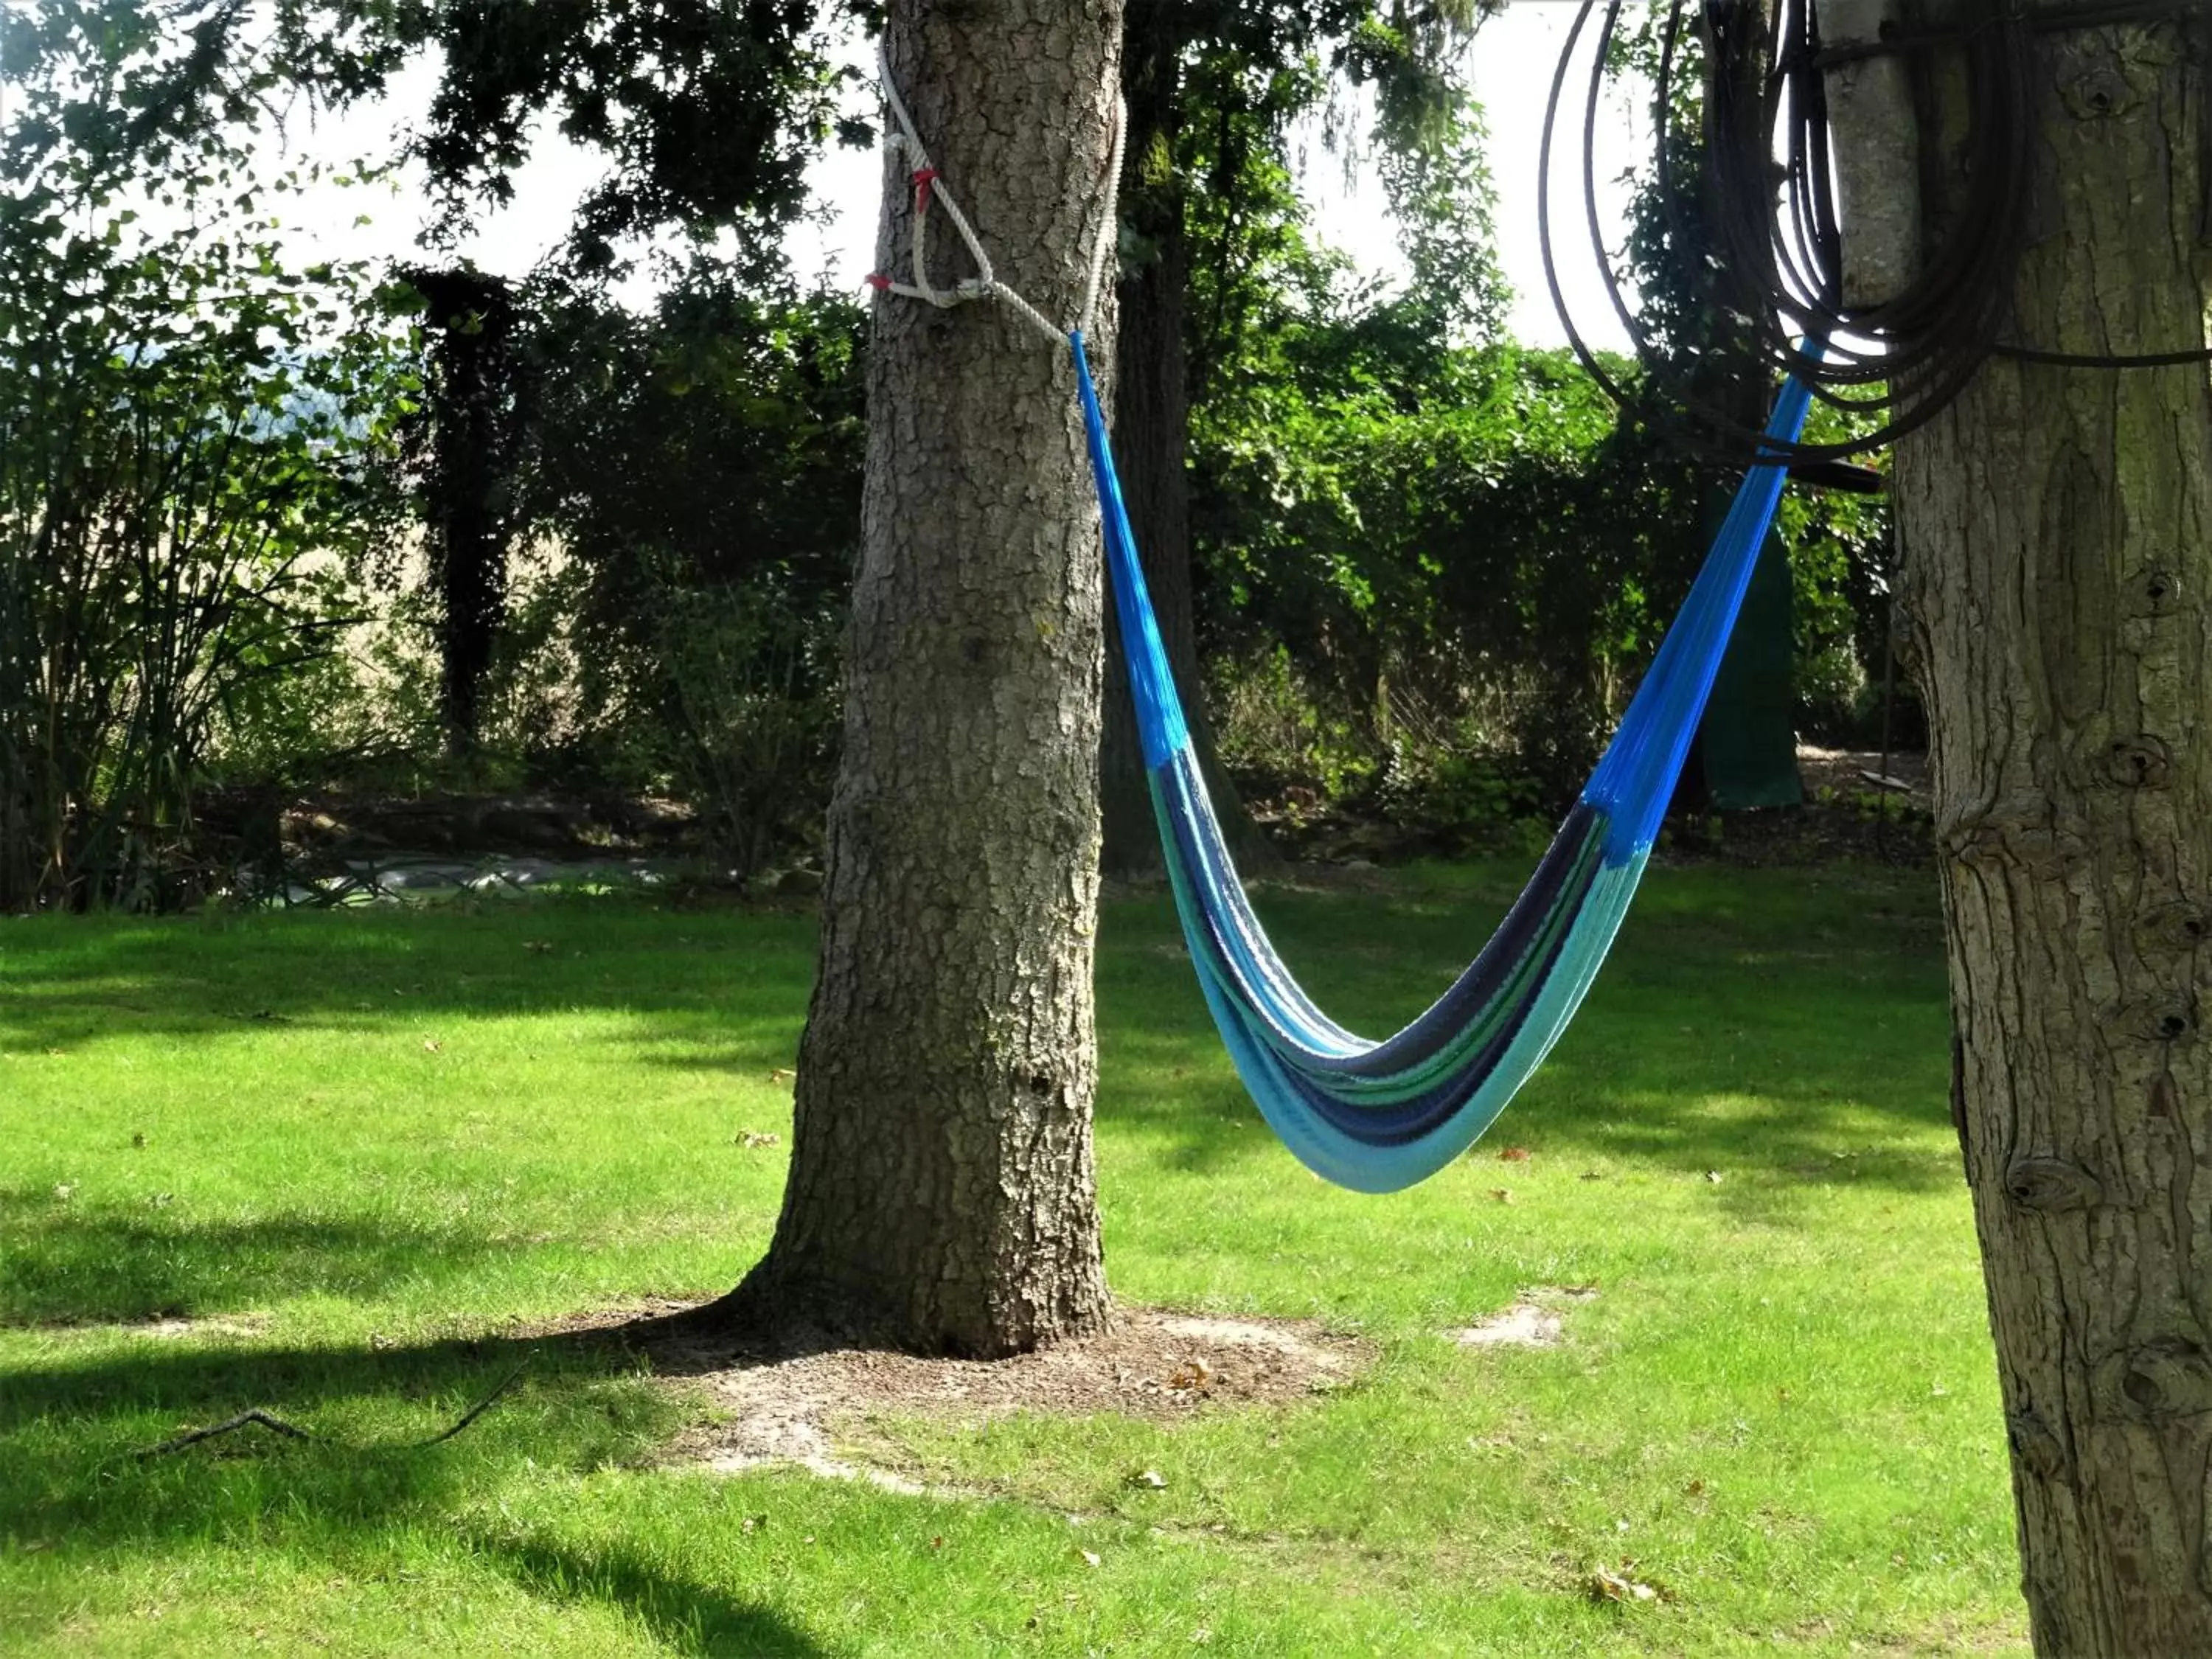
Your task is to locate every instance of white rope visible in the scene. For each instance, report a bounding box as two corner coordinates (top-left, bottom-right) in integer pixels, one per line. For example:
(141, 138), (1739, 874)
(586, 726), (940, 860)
(1079, 99), (1124, 337)
(869, 41), (1124, 350)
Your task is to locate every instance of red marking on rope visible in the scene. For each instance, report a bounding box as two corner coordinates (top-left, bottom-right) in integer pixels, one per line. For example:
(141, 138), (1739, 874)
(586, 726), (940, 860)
(864, 273), (892, 293)
(911, 167), (940, 214)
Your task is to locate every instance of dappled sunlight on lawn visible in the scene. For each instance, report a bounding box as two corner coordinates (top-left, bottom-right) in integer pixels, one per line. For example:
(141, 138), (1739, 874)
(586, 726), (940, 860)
(0, 863), (2021, 1655)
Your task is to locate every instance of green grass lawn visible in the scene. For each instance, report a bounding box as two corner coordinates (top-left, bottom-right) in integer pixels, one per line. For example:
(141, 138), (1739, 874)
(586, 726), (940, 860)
(0, 862), (2024, 1656)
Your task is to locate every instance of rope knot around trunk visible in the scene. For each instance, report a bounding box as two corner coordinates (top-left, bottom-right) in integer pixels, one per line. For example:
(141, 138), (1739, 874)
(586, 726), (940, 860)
(864, 43), (1123, 348)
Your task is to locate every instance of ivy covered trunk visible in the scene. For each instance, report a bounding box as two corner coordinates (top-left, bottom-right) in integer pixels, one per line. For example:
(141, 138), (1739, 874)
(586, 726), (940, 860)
(400, 267), (523, 758)
(720, 0), (1120, 1357)
(1099, 0), (1272, 880)
(1099, 142), (1194, 879)
(1894, 18), (2212, 1647)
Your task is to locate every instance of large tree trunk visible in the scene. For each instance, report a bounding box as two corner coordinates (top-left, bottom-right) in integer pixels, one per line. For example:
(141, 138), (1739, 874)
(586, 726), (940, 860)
(1895, 15), (2212, 1648)
(1099, 172), (1194, 877)
(1100, 2), (1273, 879)
(719, 0), (1120, 1357)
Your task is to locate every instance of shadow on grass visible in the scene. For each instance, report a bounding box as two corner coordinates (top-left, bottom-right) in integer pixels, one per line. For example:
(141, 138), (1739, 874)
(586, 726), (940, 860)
(470, 1532), (828, 1658)
(1, 1322), (675, 1563)
(0, 897), (817, 1060)
(0, 1322), (599, 1447)
(1093, 864), (1957, 1207)
(1099, 1016), (1964, 1225)
(0, 1194), (514, 1326)
(0, 1312), (828, 1655)
(1, 867), (1957, 1214)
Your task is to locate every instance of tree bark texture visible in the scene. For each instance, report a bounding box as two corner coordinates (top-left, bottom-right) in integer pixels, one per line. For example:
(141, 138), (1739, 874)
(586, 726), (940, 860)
(1894, 16), (2212, 1649)
(727, 0), (1121, 1357)
(1099, 4), (1272, 879)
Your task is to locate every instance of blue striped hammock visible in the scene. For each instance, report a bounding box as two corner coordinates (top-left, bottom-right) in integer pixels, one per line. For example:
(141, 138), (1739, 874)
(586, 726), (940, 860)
(1072, 333), (1812, 1193)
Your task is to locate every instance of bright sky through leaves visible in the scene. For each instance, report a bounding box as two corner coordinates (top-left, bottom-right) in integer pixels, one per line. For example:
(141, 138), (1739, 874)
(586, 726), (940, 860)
(117, 2), (1638, 351)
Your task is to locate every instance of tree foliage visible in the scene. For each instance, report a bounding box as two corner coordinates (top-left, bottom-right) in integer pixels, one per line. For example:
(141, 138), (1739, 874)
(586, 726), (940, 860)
(392, 265), (529, 756)
(2, 0), (849, 276)
(508, 264), (865, 872)
(1123, 1), (1504, 432)
(0, 0), (1897, 894)
(1184, 69), (1884, 826)
(0, 95), (408, 910)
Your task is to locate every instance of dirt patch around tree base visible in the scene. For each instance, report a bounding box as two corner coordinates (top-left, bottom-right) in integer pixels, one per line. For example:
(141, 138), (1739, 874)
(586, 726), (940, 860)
(543, 1302), (1374, 1487)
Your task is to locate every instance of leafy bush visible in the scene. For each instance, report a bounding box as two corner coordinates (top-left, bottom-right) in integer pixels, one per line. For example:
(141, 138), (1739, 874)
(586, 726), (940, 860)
(1374, 742), (1544, 852)
(650, 585), (840, 878)
(1184, 178), (1894, 824)
(1209, 646), (1382, 810)
(0, 128), (407, 910)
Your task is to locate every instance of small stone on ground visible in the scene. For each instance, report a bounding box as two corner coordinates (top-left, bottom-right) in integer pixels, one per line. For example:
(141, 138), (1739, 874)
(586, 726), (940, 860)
(1450, 1304), (1564, 1349)
(1446, 1287), (1600, 1349)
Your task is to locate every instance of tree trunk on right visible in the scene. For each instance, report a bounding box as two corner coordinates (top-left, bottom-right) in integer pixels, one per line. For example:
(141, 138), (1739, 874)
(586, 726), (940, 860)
(1895, 15), (2212, 1649)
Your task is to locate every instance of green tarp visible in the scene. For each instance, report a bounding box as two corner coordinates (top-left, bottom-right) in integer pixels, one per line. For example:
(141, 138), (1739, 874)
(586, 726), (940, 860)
(1696, 498), (1804, 810)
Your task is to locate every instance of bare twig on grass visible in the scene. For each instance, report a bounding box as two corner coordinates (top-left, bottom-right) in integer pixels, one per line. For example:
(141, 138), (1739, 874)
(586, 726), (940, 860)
(133, 1407), (313, 1458)
(132, 1361), (531, 1460)
(409, 1362), (530, 1448)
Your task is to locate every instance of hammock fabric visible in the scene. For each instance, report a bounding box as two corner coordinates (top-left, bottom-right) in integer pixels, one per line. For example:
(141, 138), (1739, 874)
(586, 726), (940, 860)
(1072, 332), (1813, 1193)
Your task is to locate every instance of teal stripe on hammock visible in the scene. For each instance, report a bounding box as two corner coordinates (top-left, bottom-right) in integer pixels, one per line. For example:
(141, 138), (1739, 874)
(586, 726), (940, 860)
(1152, 760), (1612, 1107)
(1189, 858), (1648, 1193)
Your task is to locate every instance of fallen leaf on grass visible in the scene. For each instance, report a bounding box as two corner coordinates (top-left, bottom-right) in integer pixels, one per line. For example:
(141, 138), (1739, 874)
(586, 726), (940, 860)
(1166, 1360), (1212, 1393)
(1130, 1469), (1168, 1489)
(1590, 1565), (1659, 1604)
(768, 1067), (796, 1084)
(736, 1130), (781, 1149)
(1489, 1187), (1514, 1203)
(422, 1039), (442, 1054)
(1703, 1170), (1724, 1184)
(1498, 1146), (1532, 1162)
(523, 941), (554, 954)
(1077, 1549), (1102, 1568)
